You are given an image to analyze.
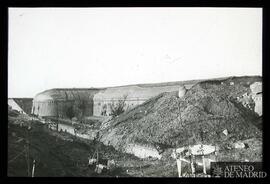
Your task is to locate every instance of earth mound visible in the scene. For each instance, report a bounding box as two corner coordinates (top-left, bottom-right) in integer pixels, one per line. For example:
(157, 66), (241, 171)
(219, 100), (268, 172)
(100, 77), (262, 153)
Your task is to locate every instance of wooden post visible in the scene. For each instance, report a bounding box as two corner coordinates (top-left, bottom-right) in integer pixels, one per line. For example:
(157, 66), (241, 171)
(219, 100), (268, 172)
(188, 146), (195, 175)
(24, 145), (30, 177)
(215, 145), (218, 162)
(26, 129), (30, 177)
(56, 102), (59, 131)
(201, 145), (206, 175)
(190, 155), (195, 175)
(31, 160), (36, 177)
(140, 165), (144, 177)
(97, 149), (99, 165)
(176, 154), (182, 177)
(202, 155), (206, 174)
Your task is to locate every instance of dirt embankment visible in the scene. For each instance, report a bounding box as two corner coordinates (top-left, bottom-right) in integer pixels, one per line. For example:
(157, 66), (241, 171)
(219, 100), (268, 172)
(8, 113), (184, 177)
(99, 77), (262, 160)
(8, 113), (134, 177)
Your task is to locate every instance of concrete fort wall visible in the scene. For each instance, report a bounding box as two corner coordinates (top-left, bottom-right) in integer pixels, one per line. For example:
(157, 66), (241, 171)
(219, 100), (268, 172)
(93, 98), (146, 116)
(92, 84), (192, 116)
(250, 82), (262, 116)
(32, 88), (99, 118)
(252, 94), (262, 116)
(32, 81), (197, 118)
(32, 100), (73, 117)
(32, 100), (94, 118)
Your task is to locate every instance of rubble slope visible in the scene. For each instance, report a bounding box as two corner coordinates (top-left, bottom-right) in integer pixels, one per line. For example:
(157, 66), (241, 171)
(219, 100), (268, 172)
(100, 77), (262, 153)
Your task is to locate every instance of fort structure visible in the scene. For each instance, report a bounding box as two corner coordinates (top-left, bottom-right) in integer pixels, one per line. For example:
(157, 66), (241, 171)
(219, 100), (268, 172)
(31, 77), (262, 118)
(32, 81), (197, 118)
(178, 85), (186, 98)
(93, 85), (190, 116)
(250, 82), (262, 116)
(32, 88), (100, 118)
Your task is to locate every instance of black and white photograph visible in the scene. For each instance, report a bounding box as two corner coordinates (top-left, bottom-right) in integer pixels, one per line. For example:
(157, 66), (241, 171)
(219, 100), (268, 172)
(7, 7), (263, 177)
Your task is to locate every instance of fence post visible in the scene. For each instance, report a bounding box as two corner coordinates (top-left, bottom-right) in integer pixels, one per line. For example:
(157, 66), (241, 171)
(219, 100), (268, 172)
(31, 159), (36, 177)
(176, 154), (182, 177)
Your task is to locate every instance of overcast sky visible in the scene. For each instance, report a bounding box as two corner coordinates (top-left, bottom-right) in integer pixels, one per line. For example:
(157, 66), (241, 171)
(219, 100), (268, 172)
(8, 8), (262, 98)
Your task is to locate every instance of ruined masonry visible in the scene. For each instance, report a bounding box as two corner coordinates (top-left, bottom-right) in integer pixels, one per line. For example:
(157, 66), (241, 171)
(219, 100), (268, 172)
(250, 82), (262, 116)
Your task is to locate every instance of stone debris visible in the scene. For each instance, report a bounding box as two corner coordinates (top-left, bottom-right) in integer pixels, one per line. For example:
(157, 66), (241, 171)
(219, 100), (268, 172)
(95, 164), (107, 174)
(234, 142), (245, 149)
(88, 158), (97, 165)
(178, 86), (187, 98)
(107, 159), (116, 169)
(250, 82), (262, 94)
(222, 129), (228, 136)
